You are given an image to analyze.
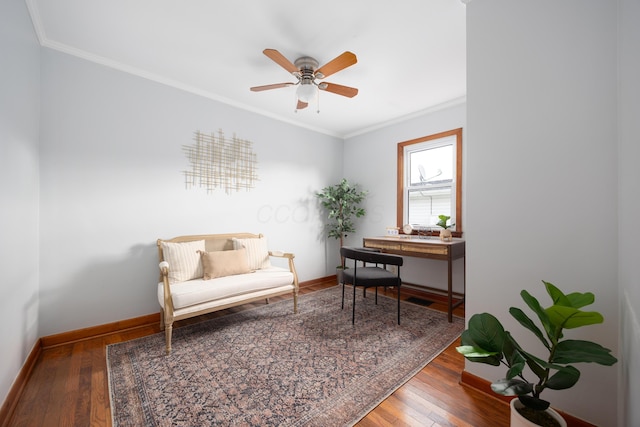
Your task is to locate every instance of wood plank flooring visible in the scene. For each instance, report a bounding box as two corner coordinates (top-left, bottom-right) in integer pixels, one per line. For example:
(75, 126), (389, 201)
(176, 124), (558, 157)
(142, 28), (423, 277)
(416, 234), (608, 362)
(4, 280), (510, 427)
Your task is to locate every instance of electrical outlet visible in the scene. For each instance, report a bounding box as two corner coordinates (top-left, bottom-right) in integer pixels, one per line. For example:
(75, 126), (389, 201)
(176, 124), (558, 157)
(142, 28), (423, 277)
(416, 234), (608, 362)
(389, 265), (397, 274)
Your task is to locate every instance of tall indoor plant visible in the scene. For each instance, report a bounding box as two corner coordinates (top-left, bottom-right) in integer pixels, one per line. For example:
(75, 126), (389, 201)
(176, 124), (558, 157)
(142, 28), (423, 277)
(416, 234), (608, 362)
(316, 178), (367, 269)
(456, 280), (617, 427)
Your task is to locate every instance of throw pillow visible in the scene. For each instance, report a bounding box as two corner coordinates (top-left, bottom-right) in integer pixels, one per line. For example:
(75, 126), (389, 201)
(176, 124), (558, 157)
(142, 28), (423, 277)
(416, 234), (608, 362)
(160, 240), (205, 283)
(232, 236), (271, 270)
(199, 249), (251, 279)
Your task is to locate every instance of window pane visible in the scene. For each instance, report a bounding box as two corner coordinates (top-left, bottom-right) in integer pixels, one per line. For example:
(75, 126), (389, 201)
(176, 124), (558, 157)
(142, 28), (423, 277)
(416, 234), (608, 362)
(409, 144), (453, 186)
(407, 188), (452, 226)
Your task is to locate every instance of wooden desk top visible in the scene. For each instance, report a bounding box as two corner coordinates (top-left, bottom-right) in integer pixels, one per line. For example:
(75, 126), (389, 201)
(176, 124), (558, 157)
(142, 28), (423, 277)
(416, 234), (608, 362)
(363, 236), (465, 260)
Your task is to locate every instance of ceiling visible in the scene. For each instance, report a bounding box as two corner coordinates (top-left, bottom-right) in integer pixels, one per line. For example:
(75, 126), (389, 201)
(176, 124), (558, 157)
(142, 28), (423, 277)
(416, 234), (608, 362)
(26, 0), (467, 138)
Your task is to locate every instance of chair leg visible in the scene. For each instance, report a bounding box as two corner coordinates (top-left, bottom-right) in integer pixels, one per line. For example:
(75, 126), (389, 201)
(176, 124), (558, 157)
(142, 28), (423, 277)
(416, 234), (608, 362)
(397, 285), (401, 325)
(352, 284), (356, 324)
(375, 286), (378, 304)
(341, 282), (345, 309)
(165, 323), (173, 355)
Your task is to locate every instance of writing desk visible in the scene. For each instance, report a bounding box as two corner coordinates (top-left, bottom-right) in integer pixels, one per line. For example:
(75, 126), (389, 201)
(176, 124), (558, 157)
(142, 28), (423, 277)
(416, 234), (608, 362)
(362, 236), (465, 322)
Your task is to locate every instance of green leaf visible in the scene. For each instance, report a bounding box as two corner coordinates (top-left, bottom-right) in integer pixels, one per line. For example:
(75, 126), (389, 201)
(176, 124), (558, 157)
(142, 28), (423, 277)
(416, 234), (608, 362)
(455, 344), (498, 358)
(521, 290), (556, 343)
(458, 330), (502, 366)
(545, 365), (580, 390)
(544, 281), (571, 306)
(545, 305), (604, 329)
(501, 333), (526, 378)
(553, 340), (618, 365)
(505, 351), (526, 380)
(509, 307), (550, 350)
(455, 345), (502, 365)
(506, 336), (548, 381)
(465, 313), (507, 354)
(491, 378), (533, 396)
(565, 292), (595, 309)
(544, 280), (595, 309)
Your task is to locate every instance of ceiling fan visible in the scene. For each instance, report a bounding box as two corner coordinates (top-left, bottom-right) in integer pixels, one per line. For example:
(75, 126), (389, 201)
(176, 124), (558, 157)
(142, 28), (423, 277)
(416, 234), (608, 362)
(250, 49), (358, 111)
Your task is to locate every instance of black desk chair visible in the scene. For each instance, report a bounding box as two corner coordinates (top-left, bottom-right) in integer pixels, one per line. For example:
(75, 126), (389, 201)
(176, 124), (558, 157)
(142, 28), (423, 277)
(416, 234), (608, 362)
(340, 247), (404, 324)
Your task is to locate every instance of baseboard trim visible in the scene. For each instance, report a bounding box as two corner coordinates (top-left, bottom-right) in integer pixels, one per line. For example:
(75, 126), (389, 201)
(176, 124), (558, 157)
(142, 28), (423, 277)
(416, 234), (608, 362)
(460, 371), (595, 427)
(299, 275), (336, 288)
(40, 277), (324, 349)
(40, 313), (161, 349)
(0, 339), (42, 427)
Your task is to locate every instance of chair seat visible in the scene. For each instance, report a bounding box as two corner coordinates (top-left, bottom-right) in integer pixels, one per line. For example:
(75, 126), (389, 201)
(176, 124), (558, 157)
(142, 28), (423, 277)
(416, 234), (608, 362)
(340, 246), (403, 325)
(342, 267), (401, 287)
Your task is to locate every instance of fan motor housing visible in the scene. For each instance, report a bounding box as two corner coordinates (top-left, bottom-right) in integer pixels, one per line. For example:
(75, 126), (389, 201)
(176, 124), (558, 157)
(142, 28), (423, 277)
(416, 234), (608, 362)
(294, 56), (319, 72)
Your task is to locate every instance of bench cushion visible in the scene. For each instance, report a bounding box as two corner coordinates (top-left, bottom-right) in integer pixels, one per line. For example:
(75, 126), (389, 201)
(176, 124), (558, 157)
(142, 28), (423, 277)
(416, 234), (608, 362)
(158, 267), (294, 310)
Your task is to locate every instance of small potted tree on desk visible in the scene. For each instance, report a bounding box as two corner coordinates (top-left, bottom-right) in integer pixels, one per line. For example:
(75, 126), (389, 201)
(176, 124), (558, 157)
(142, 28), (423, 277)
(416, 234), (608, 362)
(456, 281), (617, 427)
(436, 214), (455, 241)
(316, 178), (367, 283)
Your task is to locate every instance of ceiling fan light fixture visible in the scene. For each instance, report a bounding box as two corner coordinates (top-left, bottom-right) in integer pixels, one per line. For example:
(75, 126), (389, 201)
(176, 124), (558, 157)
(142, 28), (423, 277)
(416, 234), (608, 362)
(296, 83), (317, 103)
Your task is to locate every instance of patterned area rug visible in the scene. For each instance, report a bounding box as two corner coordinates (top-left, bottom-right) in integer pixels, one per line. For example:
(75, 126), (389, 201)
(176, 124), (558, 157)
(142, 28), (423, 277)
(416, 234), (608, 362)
(107, 286), (464, 426)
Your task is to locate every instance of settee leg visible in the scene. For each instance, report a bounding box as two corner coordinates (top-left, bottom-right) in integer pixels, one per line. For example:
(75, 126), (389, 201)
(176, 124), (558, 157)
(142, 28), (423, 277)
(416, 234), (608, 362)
(165, 324), (172, 355)
(265, 298), (270, 304)
(293, 290), (298, 314)
(159, 310), (165, 331)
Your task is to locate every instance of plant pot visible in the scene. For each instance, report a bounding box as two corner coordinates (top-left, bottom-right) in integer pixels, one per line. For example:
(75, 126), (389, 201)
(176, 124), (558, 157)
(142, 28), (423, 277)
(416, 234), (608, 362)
(510, 399), (566, 427)
(439, 228), (452, 242)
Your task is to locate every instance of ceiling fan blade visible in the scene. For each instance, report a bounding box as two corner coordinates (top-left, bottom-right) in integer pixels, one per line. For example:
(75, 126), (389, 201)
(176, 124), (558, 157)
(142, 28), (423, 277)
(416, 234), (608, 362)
(315, 51), (357, 79)
(319, 82), (359, 98)
(250, 82), (295, 92)
(263, 49), (299, 74)
(296, 100), (308, 110)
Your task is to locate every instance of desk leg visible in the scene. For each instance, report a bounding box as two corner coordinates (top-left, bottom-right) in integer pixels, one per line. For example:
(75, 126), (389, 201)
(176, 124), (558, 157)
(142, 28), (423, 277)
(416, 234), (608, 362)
(448, 256), (453, 323)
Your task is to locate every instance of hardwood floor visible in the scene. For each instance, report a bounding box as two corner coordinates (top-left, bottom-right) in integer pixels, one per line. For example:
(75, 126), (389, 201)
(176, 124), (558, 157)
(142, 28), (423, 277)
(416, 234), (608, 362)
(4, 280), (510, 427)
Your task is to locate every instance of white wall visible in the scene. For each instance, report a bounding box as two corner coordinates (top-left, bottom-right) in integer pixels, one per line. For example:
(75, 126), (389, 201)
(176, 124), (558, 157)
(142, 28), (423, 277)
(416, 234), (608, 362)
(343, 102), (466, 293)
(0, 0), (41, 406)
(618, 0), (640, 425)
(37, 49), (344, 337)
(466, 1), (619, 425)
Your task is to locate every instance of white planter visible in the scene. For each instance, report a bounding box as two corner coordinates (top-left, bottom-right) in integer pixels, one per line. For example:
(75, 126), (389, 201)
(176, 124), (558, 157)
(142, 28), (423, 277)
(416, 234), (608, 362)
(439, 228), (452, 241)
(510, 399), (567, 427)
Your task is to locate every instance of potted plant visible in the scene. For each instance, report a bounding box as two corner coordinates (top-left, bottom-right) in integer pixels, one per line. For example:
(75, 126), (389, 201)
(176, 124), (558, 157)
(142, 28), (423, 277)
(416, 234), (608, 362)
(456, 280), (617, 427)
(316, 178), (367, 282)
(436, 214), (455, 241)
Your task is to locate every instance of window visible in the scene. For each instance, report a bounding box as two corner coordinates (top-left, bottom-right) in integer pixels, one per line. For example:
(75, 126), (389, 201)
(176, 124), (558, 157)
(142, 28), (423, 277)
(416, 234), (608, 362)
(397, 128), (462, 236)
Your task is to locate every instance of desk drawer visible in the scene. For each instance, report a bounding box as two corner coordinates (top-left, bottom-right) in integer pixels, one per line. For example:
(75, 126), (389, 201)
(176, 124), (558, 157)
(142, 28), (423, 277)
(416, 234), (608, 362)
(400, 242), (448, 255)
(365, 241), (402, 251)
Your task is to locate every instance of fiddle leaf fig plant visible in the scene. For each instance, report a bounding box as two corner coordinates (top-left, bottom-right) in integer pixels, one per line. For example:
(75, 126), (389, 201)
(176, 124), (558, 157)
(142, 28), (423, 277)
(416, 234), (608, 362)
(456, 280), (617, 414)
(436, 214), (455, 229)
(316, 178), (367, 266)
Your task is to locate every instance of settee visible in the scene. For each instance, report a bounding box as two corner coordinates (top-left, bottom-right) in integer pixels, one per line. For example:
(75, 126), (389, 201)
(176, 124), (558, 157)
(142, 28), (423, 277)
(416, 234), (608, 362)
(157, 232), (298, 354)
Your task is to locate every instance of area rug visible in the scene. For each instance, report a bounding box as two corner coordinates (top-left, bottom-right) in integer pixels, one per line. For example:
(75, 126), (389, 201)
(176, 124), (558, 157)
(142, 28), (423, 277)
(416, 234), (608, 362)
(107, 286), (464, 426)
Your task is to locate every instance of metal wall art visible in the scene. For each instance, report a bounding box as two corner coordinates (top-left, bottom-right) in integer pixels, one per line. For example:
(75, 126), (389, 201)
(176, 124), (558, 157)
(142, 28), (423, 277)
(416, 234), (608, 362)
(183, 130), (258, 194)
